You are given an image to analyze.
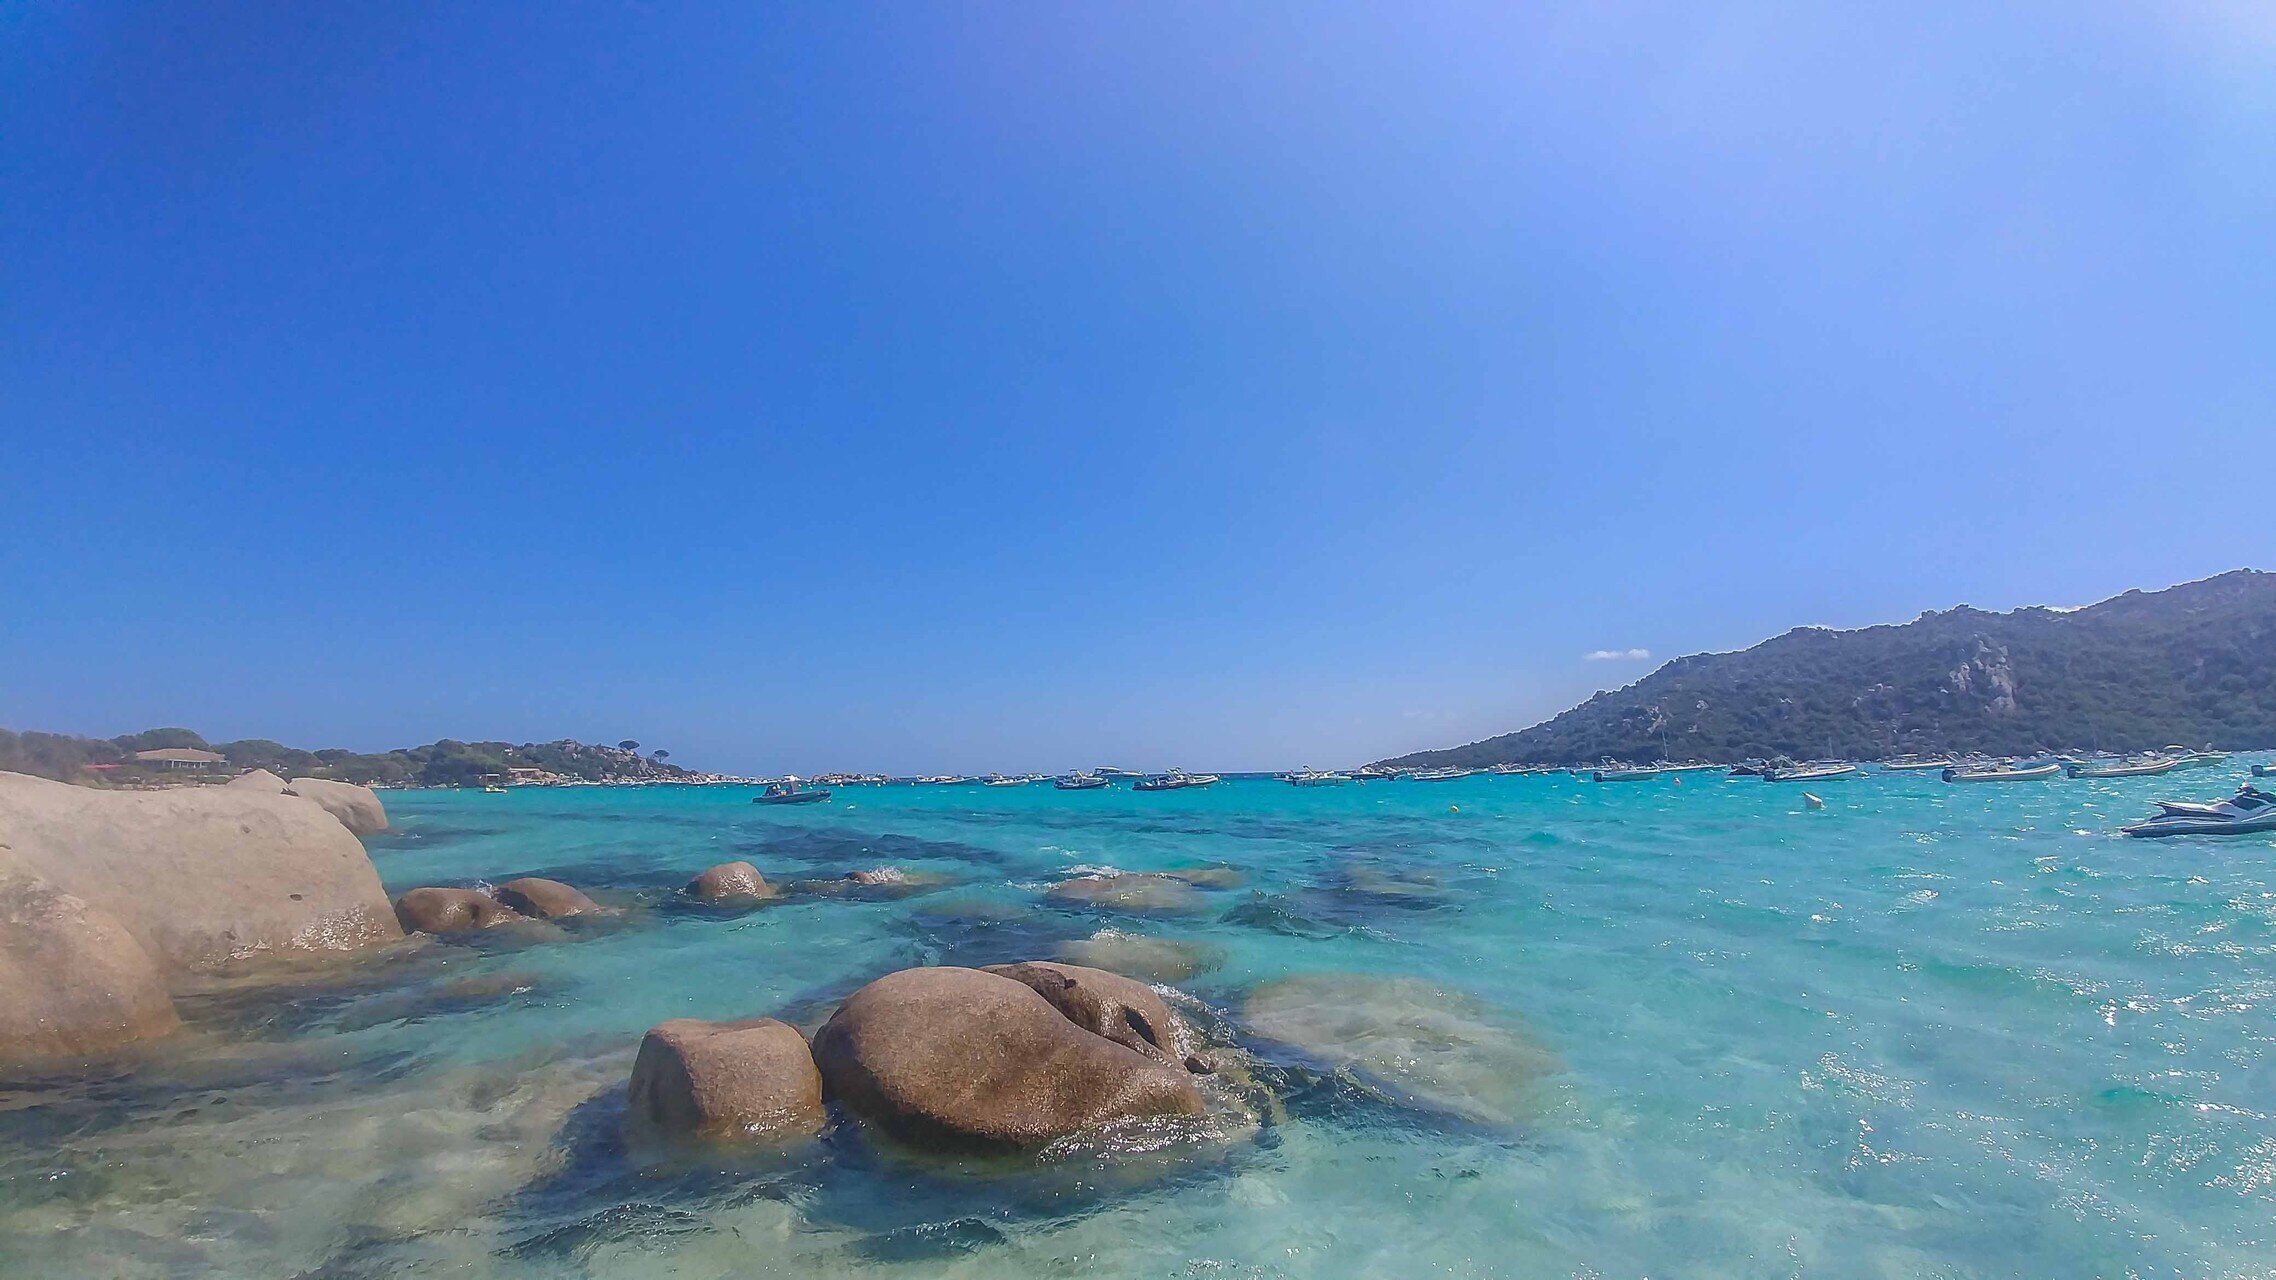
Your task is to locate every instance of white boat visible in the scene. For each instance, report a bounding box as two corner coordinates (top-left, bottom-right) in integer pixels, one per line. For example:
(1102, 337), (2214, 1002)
(1054, 772), (1109, 790)
(2172, 751), (2231, 770)
(1284, 768), (1350, 786)
(1591, 766), (1664, 782)
(2122, 785), (2276, 837)
(1878, 757), (1955, 772)
(982, 774), (1027, 787)
(1764, 763), (1859, 783)
(2066, 756), (2180, 779)
(1942, 760), (2062, 783)
(1134, 768), (1219, 792)
(1407, 767), (1478, 782)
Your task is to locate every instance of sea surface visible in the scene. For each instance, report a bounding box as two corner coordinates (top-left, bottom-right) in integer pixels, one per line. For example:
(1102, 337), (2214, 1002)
(6, 766), (2276, 1278)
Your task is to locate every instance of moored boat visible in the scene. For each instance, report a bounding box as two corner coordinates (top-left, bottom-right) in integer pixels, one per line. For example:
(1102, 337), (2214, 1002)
(1134, 768), (1219, 792)
(754, 779), (831, 805)
(982, 774), (1027, 787)
(1407, 766), (1478, 782)
(2065, 755), (2180, 779)
(1054, 772), (1110, 790)
(1764, 762), (1859, 783)
(1591, 766), (1664, 782)
(2121, 784), (2276, 837)
(1941, 760), (2061, 783)
(1284, 768), (1350, 786)
(1878, 756), (1955, 772)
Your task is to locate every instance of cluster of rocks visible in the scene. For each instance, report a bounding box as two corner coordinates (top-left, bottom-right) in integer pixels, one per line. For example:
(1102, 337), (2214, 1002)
(0, 770), (399, 1065)
(391, 878), (604, 933)
(627, 961), (1209, 1151)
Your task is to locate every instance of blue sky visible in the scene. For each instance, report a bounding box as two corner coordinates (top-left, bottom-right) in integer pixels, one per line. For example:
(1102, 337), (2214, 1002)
(4, 4), (2273, 774)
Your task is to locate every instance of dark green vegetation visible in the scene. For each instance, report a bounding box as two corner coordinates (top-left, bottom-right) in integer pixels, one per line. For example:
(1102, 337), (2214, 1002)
(0, 728), (698, 787)
(1382, 570), (2276, 768)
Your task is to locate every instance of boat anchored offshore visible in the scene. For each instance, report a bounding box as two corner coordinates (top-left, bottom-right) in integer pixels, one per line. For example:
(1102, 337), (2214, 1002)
(1764, 762), (1859, 783)
(2121, 784), (2276, 837)
(1591, 765), (1664, 783)
(2066, 755), (2180, 779)
(1878, 756), (1955, 772)
(1134, 768), (1220, 792)
(754, 779), (831, 805)
(1283, 768), (1350, 786)
(1407, 767), (1479, 782)
(1942, 760), (2062, 783)
(1054, 772), (1110, 790)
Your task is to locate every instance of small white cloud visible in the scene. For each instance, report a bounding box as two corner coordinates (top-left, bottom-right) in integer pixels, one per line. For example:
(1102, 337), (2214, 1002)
(1583, 647), (1652, 662)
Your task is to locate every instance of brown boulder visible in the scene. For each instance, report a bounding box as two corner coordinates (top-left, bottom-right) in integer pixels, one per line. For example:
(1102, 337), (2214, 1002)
(981, 961), (1188, 1067)
(0, 771), (401, 972)
(394, 888), (521, 933)
(626, 1017), (824, 1139)
(492, 878), (601, 920)
(811, 966), (1202, 1152)
(1163, 865), (1245, 889)
(685, 861), (775, 902)
(1044, 873), (1205, 914)
(282, 777), (390, 836)
(0, 867), (181, 1065)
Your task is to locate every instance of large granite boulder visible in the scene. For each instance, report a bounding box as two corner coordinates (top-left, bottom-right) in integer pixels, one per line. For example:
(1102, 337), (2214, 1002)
(811, 965), (1203, 1152)
(626, 1017), (823, 1139)
(283, 777), (389, 837)
(1045, 873), (1206, 914)
(982, 961), (1189, 1067)
(226, 769), (289, 793)
(0, 867), (181, 1065)
(0, 771), (402, 973)
(492, 878), (600, 920)
(394, 888), (521, 933)
(685, 861), (775, 903)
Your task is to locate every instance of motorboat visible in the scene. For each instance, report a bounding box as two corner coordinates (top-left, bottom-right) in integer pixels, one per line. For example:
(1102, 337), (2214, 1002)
(1591, 766), (1664, 782)
(2121, 784), (2276, 837)
(1941, 760), (2061, 783)
(1134, 769), (1220, 792)
(2173, 751), (2231, 770)
(1407, 767), (1478, 782)
(982, 774), (1027, 787)
(1764, 762), (1859, 783)
(1054, 772), (1110, 790)
(1284, 768), (1350, 786)
(1878, 756), (1955, 772)
(916, 775), (969, 785)
(754, 779), (831, 805)
(2066, 755), (2180, 779)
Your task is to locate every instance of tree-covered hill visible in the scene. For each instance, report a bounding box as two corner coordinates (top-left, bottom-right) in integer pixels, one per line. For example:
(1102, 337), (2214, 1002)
(1378, 570), (2276, 768)
(0, 727), (703, 788)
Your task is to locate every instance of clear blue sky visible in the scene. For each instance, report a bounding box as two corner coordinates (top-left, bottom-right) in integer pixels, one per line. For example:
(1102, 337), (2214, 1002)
(4, 4), (2272, 774)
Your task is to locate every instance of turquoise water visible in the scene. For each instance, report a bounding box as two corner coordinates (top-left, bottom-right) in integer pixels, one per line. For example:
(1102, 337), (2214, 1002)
(7, 767), (2276, 1277)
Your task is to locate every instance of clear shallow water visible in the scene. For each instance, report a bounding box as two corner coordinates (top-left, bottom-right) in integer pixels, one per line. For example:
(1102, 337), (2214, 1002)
(7, 767), (2276, 1277)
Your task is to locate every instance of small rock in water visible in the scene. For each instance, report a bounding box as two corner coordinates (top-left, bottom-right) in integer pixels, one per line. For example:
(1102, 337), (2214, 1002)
(684, 861), (776, 903)
(1056, 929), (1224, 983)
(1045, 873), (1207, 915)
(493, 877), (603, 920)
(394, 887), (521, 933)
(626, 1017), (824, 1140)
(1242, 974), (1559, 1128)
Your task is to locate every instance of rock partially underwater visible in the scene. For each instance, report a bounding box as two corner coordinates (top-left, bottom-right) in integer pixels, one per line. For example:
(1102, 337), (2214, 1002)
(811, 965), (1205, 1152)
(1045, 872), (1208, 915)
(1055, 929), (1224, 983)
(492, 877), (603, 920)
(393, 887), (522, 933)
(1241, 974), (1560, 1128)
(626, 1017), (825, 1140)
(684, 861), (777, 904)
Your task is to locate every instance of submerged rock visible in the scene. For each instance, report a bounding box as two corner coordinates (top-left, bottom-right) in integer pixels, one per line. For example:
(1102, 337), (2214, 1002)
(626, 1017), (824, 1140)
(282, 777), (390, 836)
(811, 965), (1203, 1152)
(393, 887), (521, 933)
(1055, 929), (1223, 983)
(0, 770), (402, 973)
(1241, 974), (1559, 1128)
(1163, 864), (1246, 889)
(492, 877), (601, 920)
(1045, 873), (1206, 915)
(685, 861), (775, 903)
(0, 868), (181, 1064)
